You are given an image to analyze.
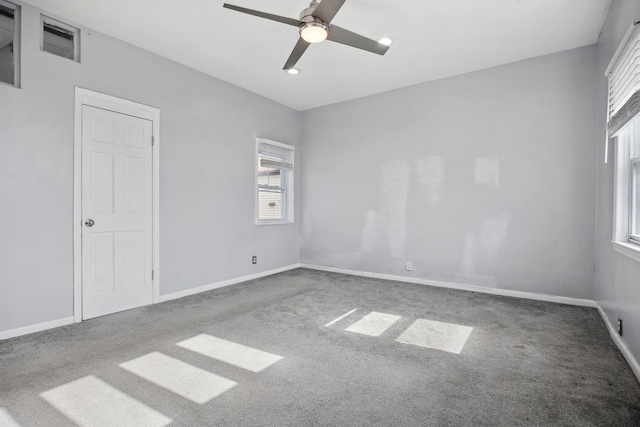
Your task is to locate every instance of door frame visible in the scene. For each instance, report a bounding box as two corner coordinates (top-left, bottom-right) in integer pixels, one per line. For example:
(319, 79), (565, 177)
(73, 87), (160, 322)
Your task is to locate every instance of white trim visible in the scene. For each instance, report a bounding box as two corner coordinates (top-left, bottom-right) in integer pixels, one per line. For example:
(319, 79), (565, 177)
(2, 266), (638, 384)
(0, 317), (74, 340)
(596, 305), (640, 382)
(605, 77), (611, 163)
(0, 265), (299, 339)
(611, 115), (640, 261)
(612, 241), (640, 263)
(73, 87), (161, 323)
(300, 264), (640, 382)
(256, 138), (294, 151)
(612, 132), (628, 242)
(300, 264), (597, 307)
(300, 264), (639, 382)
(158, 264), (301, 303)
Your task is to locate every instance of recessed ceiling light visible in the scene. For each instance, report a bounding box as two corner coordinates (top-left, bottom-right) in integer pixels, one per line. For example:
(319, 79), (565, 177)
(378, 37), (393, 46)
(286, 68), (301, 75)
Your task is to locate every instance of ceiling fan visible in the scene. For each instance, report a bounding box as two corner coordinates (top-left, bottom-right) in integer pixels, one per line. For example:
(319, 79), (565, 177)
(222, 0), (390, 70)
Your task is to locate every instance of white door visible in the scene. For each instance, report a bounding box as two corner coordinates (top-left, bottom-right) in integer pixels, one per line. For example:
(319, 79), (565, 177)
(81, 105), (153, 320)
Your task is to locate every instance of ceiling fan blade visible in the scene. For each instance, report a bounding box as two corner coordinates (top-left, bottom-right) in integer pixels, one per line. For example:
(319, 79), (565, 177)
(312, 0), (346, 24)
(283, 38), (311, 70)
(327, 25), (389, 55)
(223, 3), (302, 27)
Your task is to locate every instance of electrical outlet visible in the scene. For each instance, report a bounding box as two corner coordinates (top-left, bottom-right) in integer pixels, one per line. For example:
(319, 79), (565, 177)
(405, 261), (412, 271)
(252, 255), (257, 265)
(617, 318), (623, 336)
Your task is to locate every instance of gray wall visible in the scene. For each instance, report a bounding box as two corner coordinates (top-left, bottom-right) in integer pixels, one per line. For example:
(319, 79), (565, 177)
(0, 2), (300, 333)
(595, 0), (640, 366)
(2, 0), (627, 343)
(301, 46), (597, 299)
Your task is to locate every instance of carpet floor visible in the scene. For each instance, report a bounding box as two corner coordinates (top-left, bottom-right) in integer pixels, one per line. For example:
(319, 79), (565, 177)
(1, 268), (639, 426)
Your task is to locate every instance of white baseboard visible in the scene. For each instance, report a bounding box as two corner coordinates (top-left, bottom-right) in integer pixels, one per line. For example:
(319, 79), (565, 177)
(1, 264), (301, 340)
(3, 264), (638, 384)
(159, 263), (301, 303)
(301, 263), (640, 383)
(300, 264), (597, 307)
(596, 306), (640, 382)
(0, 316), (75, 340)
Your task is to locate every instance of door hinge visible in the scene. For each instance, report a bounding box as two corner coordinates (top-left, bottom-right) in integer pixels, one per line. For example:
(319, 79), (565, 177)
(152, 135), (155, 146)
(151, 270), (154, 280)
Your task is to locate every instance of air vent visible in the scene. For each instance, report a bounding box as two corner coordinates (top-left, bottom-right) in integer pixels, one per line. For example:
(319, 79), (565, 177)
(0, 0), (18, 87)
(0, 4), (14, 19)
(41, 16), (80, 62)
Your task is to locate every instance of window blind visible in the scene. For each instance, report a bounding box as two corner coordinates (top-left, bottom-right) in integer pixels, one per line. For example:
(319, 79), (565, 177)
(257, 140), (294, 169)
(607, 22), (640, 137)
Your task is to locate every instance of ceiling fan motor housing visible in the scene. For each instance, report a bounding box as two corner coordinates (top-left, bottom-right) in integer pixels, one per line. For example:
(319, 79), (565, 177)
(300, 1), (320, 22)
(299, 1), (329, 43)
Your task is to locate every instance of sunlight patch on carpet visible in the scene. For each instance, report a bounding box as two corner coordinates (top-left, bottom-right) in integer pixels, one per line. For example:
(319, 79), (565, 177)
(0, 408), (21, 427)
(41, 375), (171, 427)
(396, 319), (473, 354)
(344, 311), (401, 337)
(119, 352), (237, 404)
(177, 334), (283, 372)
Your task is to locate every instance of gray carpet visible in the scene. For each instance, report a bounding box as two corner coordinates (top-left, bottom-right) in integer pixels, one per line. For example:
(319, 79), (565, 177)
(1, 268), (639, 426)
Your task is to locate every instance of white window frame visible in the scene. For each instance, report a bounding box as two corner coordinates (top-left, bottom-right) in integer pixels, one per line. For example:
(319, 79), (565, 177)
(629, 150), (640, 244)
(41, 15), (81, 62)
(0, 0), (20, 88)
(612, 114), (640, 263)
(607, 20), (640, 263)
(255, 138), (294, 225)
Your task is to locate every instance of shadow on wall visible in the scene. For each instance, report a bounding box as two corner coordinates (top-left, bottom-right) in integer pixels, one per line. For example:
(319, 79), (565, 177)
(302, 155), (512, 288)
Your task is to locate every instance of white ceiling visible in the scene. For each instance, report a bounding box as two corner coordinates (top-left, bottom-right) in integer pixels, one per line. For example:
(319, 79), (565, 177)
(23, 0), (611, 111)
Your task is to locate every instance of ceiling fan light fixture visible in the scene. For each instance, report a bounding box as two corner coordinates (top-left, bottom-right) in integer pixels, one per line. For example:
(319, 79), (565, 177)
(378, 37), (393, 46)
(300, 22), (329, 43)
(286, 68), (301, 75)
(223, 0), (390, 71)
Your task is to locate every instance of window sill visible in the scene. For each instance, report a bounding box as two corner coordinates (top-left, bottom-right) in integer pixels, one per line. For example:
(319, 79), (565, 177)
(256, 220), (293, 226)
(612, 241), (640, 263)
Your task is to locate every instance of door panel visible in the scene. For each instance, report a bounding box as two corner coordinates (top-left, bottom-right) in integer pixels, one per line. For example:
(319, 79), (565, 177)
(126, 126), (145, 149)
(82, 105), (153, 320)
(91, 119), (115, 143)
(125, 156), (145, 213)
(93, 232), (115, 293)
(125, 231), (145, 287)
(91, 153), (114, 213)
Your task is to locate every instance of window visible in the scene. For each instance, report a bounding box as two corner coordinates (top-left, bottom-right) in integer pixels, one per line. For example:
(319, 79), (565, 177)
(41, 16), (80, 62)
(608, 21), (640, 262)
(629, 122), (640, 244)
(256, 138), (294, 224)
(0, 0), (19, 87)
(612, 108), (640, 260)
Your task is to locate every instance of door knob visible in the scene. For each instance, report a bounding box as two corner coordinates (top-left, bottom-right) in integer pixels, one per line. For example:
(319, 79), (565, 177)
(85, 219), (95, 227)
